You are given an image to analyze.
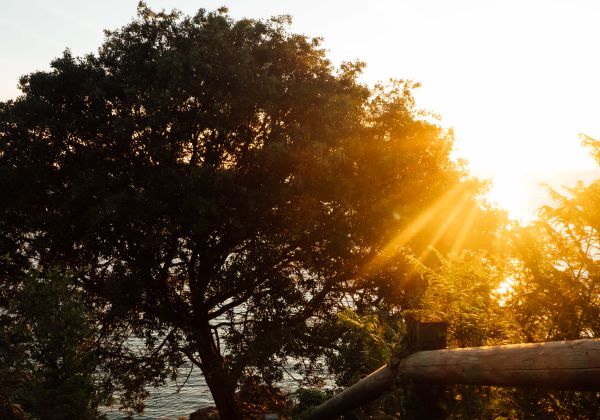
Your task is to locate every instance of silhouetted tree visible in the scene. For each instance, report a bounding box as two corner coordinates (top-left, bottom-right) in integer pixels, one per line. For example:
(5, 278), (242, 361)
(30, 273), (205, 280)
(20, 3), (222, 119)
(0, 4), (481, 417)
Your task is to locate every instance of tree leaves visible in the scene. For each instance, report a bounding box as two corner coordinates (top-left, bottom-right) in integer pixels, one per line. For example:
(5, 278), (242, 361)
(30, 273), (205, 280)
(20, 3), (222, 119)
(0, 4), (478, 416)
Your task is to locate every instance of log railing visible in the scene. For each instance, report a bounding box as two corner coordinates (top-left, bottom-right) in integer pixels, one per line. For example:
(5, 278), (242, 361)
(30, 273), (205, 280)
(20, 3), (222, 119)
(306, 321), (600, 420)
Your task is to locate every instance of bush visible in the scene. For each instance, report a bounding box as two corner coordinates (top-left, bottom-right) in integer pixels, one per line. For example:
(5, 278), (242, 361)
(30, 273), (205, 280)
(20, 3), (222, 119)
(0, 268), (109, 419)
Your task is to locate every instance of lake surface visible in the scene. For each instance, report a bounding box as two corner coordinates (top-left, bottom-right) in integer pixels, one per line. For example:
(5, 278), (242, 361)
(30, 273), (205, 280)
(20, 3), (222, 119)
(102, 328), (319, 418)
(104, 365), (213, 419)
(102, 336), (215, 419)
(103, 363), (304, 419)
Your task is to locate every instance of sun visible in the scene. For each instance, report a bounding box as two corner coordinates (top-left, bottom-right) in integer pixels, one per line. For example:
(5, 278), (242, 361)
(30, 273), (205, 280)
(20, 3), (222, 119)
(443, 117), (600, 223)
(485, 171), (536, 223)
(480, 165), (600, 223)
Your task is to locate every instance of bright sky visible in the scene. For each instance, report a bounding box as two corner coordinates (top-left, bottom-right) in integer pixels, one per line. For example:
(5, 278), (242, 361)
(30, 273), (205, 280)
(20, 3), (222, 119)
(2, 0), (600, 221)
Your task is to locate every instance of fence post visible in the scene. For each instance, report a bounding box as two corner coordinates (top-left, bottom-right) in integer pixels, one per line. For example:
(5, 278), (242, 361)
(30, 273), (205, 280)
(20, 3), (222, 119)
(404, 318), (447, 419)
(306, 335), (600, 419)
(305, 319), (446, 419)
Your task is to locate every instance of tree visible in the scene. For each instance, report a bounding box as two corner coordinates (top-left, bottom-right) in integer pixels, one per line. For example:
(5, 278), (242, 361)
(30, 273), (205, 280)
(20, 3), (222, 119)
(508, 188), (600, 340)
(413, 250), (510, 348)
(0, 4), (476, 417)
(410, 250), (514, 419)
(497, 137), (600, 417)
(0, 268), (109, 419)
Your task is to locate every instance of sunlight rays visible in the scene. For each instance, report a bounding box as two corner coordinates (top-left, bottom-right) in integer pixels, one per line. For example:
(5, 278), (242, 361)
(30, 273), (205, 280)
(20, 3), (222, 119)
(414, 186), (473, 263)
(362, 183), (481, 275)
(447, 200), (480, 256)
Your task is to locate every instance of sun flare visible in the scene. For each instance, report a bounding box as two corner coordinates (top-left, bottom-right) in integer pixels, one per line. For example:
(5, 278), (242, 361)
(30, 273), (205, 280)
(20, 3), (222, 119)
(363, 183), (481, 275)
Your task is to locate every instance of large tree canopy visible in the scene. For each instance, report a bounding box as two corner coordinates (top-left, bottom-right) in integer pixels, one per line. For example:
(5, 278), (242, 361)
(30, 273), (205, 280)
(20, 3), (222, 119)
(0, 4), (493, 418)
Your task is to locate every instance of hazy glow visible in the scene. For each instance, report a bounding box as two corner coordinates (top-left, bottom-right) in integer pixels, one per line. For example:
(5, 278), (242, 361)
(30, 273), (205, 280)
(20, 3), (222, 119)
(364, 184), (477, 274)
(493, 276), (514, 307)
(365, 188), (455, 273)
(414, 188), (473, 262)
(2, 1), (600, 219)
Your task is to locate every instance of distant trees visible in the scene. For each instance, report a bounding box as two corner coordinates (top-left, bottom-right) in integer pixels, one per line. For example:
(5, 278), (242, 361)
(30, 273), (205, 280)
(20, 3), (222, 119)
(0, 4), (491, 418)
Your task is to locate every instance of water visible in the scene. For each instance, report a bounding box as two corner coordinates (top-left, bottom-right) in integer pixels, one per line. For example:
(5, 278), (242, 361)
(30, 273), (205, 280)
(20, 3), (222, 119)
(102, 335), (214, 419)
(104, 365), (213, 419)
(102, 326), (319, 418)
(103, 363), (304, 419)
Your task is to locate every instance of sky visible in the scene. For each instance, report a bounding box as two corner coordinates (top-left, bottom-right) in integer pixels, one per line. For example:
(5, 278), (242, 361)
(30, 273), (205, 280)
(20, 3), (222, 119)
(2, 0), (600, 221)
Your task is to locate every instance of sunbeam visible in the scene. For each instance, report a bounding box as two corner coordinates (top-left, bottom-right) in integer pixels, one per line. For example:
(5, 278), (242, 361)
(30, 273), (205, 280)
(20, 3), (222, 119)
(362, 183), (475, 275)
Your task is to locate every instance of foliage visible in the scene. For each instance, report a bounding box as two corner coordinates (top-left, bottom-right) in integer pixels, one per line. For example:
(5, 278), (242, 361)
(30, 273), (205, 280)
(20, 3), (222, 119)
(326, 309), (413, 419)
(329, 251), (511, 418)
(506, 135), (600, 343)
(0, 268), (109, 419)
(0, 3), (479, 417)
(412, 250), (510, 347)
(235, 375), (291, 419)
(397, 143), (600, 417)
(324, 227), (600, 420)
(500, 164), (600, 417)
(290, 388), (335, 419)
(337, 309), (403, 369)
(508, 181), (600, 342)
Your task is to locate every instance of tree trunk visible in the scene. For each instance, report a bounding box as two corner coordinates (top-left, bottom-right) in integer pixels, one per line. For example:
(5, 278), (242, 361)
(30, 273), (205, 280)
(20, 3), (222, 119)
(195, 323), (242, 420)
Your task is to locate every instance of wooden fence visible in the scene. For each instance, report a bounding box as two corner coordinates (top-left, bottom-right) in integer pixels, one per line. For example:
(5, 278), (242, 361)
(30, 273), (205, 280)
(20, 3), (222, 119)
(306, 321), (600, 419)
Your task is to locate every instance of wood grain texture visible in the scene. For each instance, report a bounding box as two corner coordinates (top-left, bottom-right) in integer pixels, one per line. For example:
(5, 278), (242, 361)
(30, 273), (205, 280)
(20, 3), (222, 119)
(306, 365), (396, 420)
(400, 338), (600, 390)
(307, 339), (600, 419)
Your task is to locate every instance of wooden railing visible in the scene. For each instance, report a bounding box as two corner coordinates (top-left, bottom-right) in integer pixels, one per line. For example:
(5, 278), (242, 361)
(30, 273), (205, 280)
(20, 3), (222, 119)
(306, 321), (600, 419)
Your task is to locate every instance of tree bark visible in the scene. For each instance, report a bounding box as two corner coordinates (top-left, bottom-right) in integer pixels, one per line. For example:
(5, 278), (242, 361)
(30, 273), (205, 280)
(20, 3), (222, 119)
(195, 323), (242, 420)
